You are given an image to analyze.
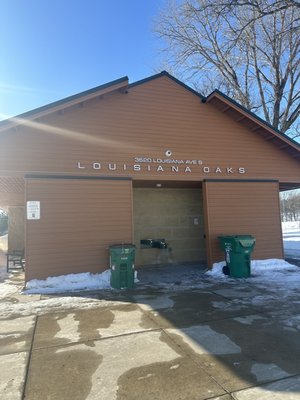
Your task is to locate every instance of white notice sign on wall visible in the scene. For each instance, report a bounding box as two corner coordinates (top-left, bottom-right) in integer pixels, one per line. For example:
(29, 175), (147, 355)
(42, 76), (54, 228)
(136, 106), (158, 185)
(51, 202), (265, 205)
(27, 201), (40, 220)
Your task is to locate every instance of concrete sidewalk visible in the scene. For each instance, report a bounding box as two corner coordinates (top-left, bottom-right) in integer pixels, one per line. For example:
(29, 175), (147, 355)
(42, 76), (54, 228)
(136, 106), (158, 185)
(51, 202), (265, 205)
(1, 266), (300, 399)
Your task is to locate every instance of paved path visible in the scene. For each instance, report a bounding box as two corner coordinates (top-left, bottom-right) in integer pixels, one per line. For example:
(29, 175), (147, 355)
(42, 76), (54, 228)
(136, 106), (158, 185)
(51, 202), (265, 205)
(1, 268), (300, 399)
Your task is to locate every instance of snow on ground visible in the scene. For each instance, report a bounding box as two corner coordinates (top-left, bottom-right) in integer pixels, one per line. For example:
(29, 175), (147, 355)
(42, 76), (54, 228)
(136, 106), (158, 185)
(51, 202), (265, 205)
(0, 257), (299, 318)
(0, 292), (124, 319)
(25, 269), (140, 294)
(0, 233), (7, 252)
(282, 221), (300, 259)
(20, 258), (300, 295)
(0, 274), (21, 299)
(0, 223), (299, 318)
(0, 264), (128, 319)
(282, 221), (300, 231)
(207, 258), (300, 290)
(0, 253), (21, 299)
(25, 270), (112, 294)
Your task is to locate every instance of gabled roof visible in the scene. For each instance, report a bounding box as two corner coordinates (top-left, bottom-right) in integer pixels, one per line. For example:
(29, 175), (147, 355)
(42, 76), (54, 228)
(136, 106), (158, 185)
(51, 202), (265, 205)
(0, 76), (129, 131)
(205, 89), (300, 160)
(129, 70), (205, 100)
(0, 71), (299, 161)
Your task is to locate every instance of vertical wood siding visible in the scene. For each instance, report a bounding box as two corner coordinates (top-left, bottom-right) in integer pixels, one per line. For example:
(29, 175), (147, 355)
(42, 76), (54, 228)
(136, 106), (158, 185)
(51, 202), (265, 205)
(203, 181), (283, 266)
(25, 178), (133, 281)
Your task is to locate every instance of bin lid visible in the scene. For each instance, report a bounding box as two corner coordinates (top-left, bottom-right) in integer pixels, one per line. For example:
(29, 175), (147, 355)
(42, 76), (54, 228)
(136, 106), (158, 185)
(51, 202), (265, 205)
(219, 235), (255, 240)
(239, 238), (256, 247)
(109, 244), (135, 249)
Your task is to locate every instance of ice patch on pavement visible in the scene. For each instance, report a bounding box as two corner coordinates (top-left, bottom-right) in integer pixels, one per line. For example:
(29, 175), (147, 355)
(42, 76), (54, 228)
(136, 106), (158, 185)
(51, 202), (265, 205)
(167, 325), (241, 355)
(283, 315), (300, 330)
(0, 296), (127, 319)
(251, 363), (290, 382)
(234, 315), (267, 325)
(133, 294), (175, 310)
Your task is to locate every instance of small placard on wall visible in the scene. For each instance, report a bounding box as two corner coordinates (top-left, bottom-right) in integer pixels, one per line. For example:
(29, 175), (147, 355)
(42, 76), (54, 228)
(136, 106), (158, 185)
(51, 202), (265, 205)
(27, 201), (40, 220)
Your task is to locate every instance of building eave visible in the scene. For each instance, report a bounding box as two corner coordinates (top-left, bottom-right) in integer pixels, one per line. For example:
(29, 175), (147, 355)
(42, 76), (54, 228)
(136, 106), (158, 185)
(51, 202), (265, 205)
(205, 90), (300, 160)
(0, 76), (129, 132)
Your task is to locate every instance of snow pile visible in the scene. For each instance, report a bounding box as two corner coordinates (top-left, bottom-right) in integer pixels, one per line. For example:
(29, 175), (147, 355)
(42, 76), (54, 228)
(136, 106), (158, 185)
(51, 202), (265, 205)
(282, 221), (300, 232)
(205, 261), (227, 279)
(0, 263), (19, 299)
(282, 220), (300, 258)
(0, 279), (20, 299)
(25, 269), (112, 294)
(207, 259), (300, 289)
(0, 234), (8, 252)
(25, 269), (139, 294)
(25, 259), (299, 295)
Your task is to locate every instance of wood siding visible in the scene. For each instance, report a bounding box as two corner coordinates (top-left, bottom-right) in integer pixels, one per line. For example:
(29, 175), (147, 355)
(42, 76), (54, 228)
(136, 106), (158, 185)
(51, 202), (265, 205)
(0, 75), (299, 184)
(1, 74), (299, 280)
(25, 178), (133, 281)
(7, 207), (25, 252)
(203, 181), (283, 266)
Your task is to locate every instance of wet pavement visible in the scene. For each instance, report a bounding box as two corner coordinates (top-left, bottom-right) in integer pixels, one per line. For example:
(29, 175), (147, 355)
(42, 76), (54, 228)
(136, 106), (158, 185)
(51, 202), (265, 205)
(1, 263), (300, 399)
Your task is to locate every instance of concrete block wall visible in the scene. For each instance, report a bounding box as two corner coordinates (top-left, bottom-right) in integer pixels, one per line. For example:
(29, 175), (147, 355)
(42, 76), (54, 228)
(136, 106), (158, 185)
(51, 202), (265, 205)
(133, 188), (206, 266)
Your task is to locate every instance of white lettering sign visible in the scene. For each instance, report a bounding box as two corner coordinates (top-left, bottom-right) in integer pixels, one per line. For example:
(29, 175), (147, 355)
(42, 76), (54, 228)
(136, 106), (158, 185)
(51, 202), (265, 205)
(77, 161), (247, 174)
(76, 155), (247, 175)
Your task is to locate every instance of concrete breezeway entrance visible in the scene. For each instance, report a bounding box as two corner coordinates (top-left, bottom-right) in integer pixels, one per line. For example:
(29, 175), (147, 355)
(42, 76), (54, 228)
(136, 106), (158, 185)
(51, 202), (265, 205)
(133, 182), (206, 268)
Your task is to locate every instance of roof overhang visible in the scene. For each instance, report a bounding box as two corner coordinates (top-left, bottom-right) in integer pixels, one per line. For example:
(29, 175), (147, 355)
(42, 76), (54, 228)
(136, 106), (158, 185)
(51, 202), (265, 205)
(205, 90), (300, 160)
(0, 76), (129, 132)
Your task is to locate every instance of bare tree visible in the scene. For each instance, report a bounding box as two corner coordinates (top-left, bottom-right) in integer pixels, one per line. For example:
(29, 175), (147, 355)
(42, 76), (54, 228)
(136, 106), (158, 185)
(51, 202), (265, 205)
(280, 191), (300, 221)
(200, 1), (300, 26)
(0, 209), (8, 235)
(155, 0), (300, 137)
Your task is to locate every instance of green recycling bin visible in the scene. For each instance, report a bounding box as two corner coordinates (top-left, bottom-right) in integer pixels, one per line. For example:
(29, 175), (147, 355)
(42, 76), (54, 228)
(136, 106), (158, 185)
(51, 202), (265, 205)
(218, 235), (256, 278)
(109, 244), (135, 289)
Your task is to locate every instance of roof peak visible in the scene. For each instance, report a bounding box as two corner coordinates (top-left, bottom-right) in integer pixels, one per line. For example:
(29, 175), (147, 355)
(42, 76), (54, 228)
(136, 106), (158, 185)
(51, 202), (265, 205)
(129, 70), (205, 100)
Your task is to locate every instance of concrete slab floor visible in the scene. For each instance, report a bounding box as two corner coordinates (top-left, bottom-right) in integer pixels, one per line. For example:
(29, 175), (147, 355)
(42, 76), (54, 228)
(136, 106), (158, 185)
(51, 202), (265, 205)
(0, 351), (29, 400)
(159, 295), (300, 398)
(1, 264), (300, 399)
(25, 330), (226, 400)
(33, 304), (159, 350)
(137, 290), (267, 329)
(231, 376), (300, 399)
(22, 290), (300, 399)
(0, 315), (36, 355)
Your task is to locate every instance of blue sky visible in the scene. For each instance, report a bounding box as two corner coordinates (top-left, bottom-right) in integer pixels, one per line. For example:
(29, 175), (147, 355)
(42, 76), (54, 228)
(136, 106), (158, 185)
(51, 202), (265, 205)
(0, 0), (165, 120)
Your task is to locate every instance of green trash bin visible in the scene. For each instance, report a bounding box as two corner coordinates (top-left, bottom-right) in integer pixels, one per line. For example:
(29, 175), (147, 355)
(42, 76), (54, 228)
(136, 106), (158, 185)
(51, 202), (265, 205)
(218, 235), (256, 278)
(109, 244), (135, 289)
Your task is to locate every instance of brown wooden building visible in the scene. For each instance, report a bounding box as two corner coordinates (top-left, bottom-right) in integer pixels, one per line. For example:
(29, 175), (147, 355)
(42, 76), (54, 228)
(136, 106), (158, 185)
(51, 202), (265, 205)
(0, 71), (299, 281)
